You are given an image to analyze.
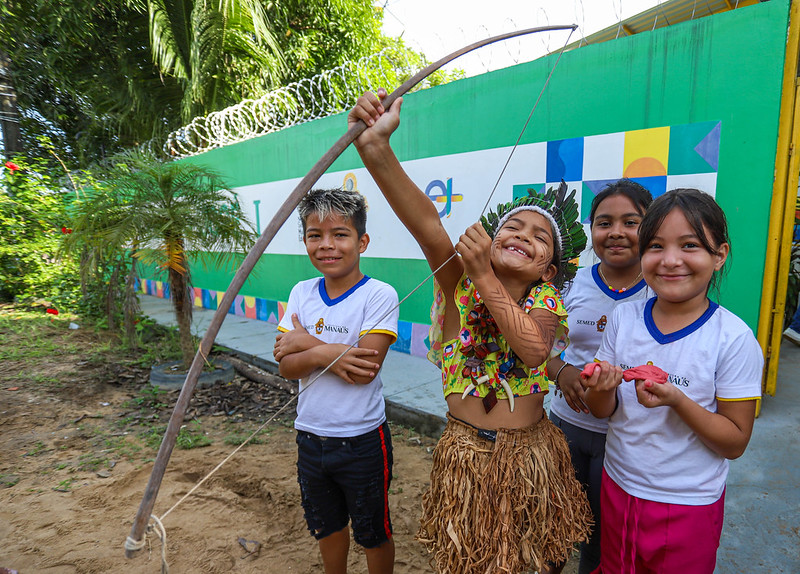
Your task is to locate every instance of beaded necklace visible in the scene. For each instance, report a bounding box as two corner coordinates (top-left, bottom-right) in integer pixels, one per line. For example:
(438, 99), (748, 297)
(597, 265), (643, 293)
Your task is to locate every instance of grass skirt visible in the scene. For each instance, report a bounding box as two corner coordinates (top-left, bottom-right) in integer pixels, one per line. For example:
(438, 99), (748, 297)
(417, 413), (592, 574)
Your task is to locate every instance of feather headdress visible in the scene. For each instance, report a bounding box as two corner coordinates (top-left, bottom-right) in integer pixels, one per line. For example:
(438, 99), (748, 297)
(480, 181), (587, 286)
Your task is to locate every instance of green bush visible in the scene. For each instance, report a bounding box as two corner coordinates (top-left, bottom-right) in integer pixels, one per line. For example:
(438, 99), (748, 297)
(0, 157), (80, 305)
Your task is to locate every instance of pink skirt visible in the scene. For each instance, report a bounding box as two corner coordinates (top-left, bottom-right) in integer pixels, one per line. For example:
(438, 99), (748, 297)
(594, 469), (725, 574)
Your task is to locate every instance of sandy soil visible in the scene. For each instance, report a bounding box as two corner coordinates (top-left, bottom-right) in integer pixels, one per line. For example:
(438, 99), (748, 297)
(0, 313), (579, 574)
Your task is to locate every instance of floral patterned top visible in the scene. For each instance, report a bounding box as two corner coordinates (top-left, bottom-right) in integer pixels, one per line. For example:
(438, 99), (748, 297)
(427, 274), (569, 399)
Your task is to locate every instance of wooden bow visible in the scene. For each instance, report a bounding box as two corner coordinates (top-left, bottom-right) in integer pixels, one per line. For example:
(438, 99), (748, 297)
(124, 23), (577, 557)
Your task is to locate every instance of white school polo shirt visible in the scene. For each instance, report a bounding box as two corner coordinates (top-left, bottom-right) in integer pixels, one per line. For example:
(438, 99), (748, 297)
(550, 264), (650, 433)
(278, 276), (399, 437)
(595, 298), (762, 505)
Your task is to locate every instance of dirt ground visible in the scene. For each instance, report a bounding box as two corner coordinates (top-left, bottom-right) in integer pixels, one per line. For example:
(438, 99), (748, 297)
(0, 308), (579, 574)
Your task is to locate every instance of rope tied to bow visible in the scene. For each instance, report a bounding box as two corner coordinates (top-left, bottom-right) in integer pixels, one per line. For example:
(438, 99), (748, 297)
(125, 514), (169, 573)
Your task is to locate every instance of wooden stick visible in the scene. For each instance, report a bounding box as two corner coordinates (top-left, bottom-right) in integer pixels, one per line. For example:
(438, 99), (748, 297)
(124, 23), (577, 557)
(225, 354), (298, 395)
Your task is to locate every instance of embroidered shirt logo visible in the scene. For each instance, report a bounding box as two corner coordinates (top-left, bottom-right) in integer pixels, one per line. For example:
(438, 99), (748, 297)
(313, 318), (349, 336)
(597, 315), (607, 332)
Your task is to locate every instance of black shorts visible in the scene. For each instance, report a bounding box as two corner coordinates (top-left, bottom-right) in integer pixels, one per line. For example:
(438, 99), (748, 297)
(296, 420), (393, 548)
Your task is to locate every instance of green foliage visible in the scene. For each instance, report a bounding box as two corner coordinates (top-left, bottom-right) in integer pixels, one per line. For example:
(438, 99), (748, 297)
(102, 435), (143, 460)
(270, 0), (382, 79)
(0, 157), (80, 304)
(141, 426), (166, 450)
(142, 421), (212, 450)
(127, 384), (169, 411)
(0, 474), (20, 488)
(371, 36), (466, 90)
(77, 452), (109, 472)
(1, 0), (461, 168)
(24, 441), (47, 457)
(176, 421), (213, 449)
(53, 477), (76, 492)
(223, 431), (269, 446)
(145, 0), (287, 123)
(63, 150), (257, 366)
(1, 0), (183, 166)
(132, 320), (185, 365)
(65, 151), (257, 273)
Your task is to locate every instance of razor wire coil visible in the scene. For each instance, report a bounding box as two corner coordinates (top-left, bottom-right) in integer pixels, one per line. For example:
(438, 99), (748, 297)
(154, 48), (438, 159)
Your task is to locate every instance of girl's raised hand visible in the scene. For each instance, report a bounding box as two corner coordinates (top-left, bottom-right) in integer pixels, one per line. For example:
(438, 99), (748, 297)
(349, 89), (403, 146)
(349, 89), (385, 126)
(456, 222), (493, 281)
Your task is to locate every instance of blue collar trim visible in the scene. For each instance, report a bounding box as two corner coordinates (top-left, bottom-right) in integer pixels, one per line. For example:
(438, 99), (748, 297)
(591, 263), (647, 301)
(644, 297), (719, 344)
(318, 275), (370, 306)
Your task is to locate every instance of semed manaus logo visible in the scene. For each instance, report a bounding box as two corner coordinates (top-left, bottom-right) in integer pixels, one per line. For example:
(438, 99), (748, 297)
(575, 314), (608, 332)
(312, 318), (349, 336)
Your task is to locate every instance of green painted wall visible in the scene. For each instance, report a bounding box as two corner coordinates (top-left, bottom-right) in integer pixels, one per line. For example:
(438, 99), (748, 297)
(156, 0), (789, 329)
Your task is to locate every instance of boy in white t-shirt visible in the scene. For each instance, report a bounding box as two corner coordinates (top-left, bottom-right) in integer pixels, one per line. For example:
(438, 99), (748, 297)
(273, 188), (399, 574)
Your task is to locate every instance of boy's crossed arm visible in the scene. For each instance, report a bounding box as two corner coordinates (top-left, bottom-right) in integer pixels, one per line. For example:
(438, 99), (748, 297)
(274, 313), (393, 385)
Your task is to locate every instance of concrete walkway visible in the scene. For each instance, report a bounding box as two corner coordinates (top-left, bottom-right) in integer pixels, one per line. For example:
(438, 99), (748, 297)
(139, 294), (799, 573)
(720, 338), (800, 572)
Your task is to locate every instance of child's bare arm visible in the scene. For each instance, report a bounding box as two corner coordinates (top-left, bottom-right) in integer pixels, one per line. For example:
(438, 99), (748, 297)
(274, 314), (382, 384)
(350, 90), (463, 293)
(474, 279), (559, 367)
(583, 361), (624, 418)
(276, 340), (381, 384)
(547, 356), (590, 413)
(456, 221), (558, 367)
(352, 332), (394, 383)
(273, 315), (323, 360)
(635, 381), (756, 459)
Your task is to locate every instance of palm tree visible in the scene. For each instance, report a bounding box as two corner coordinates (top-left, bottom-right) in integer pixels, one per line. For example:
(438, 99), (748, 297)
(66, 150), (257, 368)
(142, 0), (286, 123)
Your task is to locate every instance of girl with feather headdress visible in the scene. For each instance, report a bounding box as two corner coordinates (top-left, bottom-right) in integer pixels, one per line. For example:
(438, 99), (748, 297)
(349, 89), (591, 574)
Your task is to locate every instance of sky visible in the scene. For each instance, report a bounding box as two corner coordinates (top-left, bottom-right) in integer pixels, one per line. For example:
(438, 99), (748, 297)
(378, 0), (666, 76)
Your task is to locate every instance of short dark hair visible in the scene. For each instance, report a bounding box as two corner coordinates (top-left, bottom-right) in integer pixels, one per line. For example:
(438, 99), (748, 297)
(589, 178), (653, 226)
(298, 188), (368, 237)
(639, 188), (731, 292)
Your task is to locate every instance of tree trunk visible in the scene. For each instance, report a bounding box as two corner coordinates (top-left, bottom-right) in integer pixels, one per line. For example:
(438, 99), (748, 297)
(105, 259), (121, 332)
(0, 50), (21, 155)
(123, 255), (140, 347)
(168, 249), (194, 370)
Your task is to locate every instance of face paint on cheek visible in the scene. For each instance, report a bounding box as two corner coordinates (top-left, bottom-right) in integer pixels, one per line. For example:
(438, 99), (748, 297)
(537, 247), (552, 265)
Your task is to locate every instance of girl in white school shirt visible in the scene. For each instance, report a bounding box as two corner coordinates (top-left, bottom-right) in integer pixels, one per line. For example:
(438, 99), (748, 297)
(583, 188), (762, 574)
(547, 179), (653, 574)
